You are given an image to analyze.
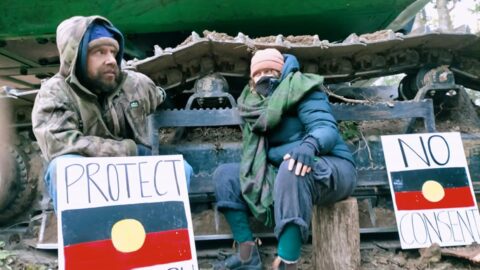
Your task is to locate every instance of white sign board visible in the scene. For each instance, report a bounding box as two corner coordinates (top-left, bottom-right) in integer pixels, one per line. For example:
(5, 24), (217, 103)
(381, 132), (480, 249)
(56, 155), (197, 269)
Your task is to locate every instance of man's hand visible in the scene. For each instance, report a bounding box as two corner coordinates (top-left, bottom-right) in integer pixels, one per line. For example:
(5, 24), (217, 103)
(283, 138), (318, 176)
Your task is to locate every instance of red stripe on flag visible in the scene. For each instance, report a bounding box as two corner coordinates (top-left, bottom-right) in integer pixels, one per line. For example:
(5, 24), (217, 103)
(64, 229), (191, 270)
(394, 186), (475, 210)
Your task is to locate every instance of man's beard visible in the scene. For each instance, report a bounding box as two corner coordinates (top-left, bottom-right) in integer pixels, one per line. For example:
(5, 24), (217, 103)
(87, 66), (122, 94)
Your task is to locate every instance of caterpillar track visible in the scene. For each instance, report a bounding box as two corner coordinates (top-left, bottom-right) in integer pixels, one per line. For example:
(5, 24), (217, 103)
(130, 29), (480, 93)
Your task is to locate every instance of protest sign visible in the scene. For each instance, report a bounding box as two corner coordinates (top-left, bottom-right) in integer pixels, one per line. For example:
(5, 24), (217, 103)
(56, 155), (197, 269)
(381, 132), (480, 249)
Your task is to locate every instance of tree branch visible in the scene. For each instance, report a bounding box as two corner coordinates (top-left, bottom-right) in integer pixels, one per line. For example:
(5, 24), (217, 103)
(448, 0), (457, 12)
(322, 85), (369, 104)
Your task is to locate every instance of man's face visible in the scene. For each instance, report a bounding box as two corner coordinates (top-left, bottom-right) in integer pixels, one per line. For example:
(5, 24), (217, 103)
(86, 44), (121, 93)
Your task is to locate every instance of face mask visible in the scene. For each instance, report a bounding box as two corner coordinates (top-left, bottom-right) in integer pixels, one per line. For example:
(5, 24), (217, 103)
(255, 76), (280, 97)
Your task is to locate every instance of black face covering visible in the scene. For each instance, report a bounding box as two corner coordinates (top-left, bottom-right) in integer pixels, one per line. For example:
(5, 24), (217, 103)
(255, 76), (280, 97)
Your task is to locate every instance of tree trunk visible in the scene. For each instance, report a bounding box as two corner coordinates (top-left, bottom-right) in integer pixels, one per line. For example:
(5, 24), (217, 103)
(436, 0), (453, 31)
(312, 197), (360, 270)
(412, 9), (427, 32)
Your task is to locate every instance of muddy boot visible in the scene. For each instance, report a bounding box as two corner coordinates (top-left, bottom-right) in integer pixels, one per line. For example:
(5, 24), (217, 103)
(214, 241), (262, 270)
(272, 257), (298, 270)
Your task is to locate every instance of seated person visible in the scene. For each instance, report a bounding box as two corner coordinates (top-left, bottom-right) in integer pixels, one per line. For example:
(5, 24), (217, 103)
(213, 48), (357, 269)
(32, 15), (193, 210)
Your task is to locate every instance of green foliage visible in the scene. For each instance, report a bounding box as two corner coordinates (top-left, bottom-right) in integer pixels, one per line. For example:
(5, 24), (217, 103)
(24, 264), (49, 270)
(468, 0), (480, 13)
(339, 121), (360, 142)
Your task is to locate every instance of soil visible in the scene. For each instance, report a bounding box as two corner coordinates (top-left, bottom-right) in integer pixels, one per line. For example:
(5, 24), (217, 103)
(434, 89), (480, 134)
(358, 245), (480, 270)
(175, 29), (415, 48)
(252, 35), (320, 45)
(2, 236), (480, 270)
(284, 35), (318, 44)
(358, 30), (396, 43)
(160, 127), (242, 144)
(2, 202), (478, 270)
(202, 31), (236, 42)
(178, 31), (236, 47)
(201, 243), (480, 270)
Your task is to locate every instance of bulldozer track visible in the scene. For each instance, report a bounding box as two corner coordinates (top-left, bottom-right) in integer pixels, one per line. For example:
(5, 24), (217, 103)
(131, 30), (480, 91)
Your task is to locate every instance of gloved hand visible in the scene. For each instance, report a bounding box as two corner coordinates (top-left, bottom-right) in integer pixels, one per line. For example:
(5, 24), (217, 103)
(283, 136), (319, 176)
(136, 144), (152, 156)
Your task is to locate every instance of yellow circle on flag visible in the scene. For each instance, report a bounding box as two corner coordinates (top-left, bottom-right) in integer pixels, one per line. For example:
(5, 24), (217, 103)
(111, 219), (146, 253)
(421, 180), (445, 202)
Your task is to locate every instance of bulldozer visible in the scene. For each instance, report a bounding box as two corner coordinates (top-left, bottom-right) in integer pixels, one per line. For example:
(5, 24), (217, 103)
(0, 0), (479, 249)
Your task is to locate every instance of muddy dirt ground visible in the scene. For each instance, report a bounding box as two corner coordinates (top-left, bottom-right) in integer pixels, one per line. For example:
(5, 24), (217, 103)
(1, 234), (480, 270)
(2, 202), (480, 270)
(201, 242), (480, 270)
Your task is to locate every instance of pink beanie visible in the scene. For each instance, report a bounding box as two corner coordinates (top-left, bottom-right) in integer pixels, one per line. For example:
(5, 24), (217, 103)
(250, 48), (284, 77)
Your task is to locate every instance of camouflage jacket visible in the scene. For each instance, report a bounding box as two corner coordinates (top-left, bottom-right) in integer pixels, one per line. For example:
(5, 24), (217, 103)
(32, 16), (165, 161)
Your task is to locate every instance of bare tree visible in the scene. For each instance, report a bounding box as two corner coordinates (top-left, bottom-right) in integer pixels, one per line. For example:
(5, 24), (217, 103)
(435, 0), (456, 31)
(412, 8), (428, 31)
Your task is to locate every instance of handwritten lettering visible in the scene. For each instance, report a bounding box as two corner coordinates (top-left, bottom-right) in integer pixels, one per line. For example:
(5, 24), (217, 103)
(398, 134), (451, 168)
(62, 159), (183, 205)
(398, 209), (480, 246)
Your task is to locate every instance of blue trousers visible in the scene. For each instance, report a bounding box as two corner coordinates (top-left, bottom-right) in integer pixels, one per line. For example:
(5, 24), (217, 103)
(214, 156), (356, 242)
(45, 154), (193, 211)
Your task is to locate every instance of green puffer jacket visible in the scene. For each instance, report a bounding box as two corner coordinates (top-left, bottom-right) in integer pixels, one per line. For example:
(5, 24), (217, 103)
(32, 16), (164, 161)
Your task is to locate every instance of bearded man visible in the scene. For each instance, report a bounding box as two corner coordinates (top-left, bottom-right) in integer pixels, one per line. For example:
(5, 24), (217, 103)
(32, 16), (192, 210)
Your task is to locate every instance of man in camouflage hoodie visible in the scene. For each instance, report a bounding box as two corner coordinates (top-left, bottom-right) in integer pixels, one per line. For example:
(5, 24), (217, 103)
(32, 16), (192, 210)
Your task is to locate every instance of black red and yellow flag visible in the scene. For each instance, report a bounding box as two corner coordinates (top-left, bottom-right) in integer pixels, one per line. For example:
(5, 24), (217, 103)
(61, 201), (191, 269)
(391, 167), (475, 211)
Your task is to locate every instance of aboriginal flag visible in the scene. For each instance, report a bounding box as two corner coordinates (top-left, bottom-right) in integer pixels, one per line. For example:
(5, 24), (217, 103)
(391, 167), (475, 211)
(61, 201), (191, 270)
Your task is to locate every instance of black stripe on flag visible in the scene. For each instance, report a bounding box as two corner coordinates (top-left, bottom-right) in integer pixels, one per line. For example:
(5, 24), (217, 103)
(61, 201), (187, 246)
(391, 167), (469, 192)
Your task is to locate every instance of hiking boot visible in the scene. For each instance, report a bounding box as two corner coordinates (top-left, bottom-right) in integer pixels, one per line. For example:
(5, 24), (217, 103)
(213, 242), (262, 270)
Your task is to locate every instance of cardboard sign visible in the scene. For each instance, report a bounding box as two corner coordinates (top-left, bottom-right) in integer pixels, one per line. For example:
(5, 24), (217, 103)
(56, 155), (197, 269)
(381, 132), (480, 249)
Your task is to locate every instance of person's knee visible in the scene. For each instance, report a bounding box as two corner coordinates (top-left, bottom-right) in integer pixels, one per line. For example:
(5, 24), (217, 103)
(45, 154), (82, 212)
(213, 163), (238, 183)
(278, 160), (291, 175)
(342, 167), (357, 197)
(45, 162), (57, 192)
(213, 163), (240, 199)
(275, 161), (296, 190)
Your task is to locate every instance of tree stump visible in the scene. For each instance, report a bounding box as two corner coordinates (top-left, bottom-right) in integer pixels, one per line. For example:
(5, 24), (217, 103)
(312, 197), (360, 270)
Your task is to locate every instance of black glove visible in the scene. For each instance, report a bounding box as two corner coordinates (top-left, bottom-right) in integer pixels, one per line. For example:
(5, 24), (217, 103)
(136, 144), (152, 156)
(289, 139), (317, 168)
(287, 136), (319, 176)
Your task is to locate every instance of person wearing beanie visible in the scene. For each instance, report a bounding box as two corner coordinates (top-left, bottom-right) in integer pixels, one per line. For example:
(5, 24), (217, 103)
(32, 16), (193, 211)
(250, 48), (284, 80)
(213, 49), (357, 269)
